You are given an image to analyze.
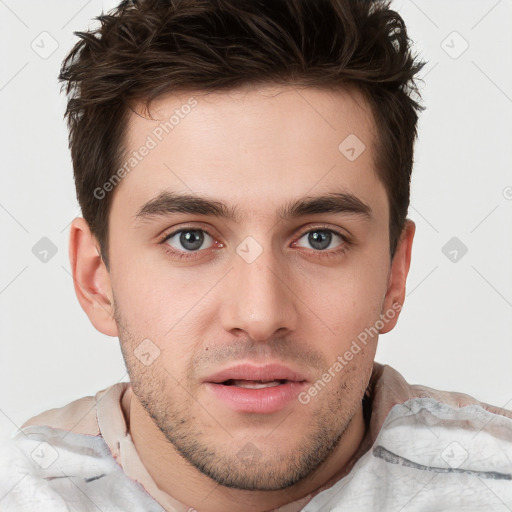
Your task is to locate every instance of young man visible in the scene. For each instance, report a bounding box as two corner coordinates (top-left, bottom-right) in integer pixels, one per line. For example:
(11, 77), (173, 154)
(1, 0), (511, 511)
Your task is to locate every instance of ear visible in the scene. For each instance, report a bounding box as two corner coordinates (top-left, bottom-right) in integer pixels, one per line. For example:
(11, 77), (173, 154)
(379, 219), (415, 334)
(68, 217), (118, 337)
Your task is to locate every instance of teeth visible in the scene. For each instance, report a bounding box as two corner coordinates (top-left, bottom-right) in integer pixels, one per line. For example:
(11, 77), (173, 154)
(226, 379), (285, 389)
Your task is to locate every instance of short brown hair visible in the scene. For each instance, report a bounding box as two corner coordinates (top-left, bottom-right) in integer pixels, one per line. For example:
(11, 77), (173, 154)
(60, 0), (425, 269)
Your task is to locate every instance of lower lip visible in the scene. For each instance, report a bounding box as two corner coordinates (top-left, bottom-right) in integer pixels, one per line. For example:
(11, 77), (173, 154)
(204, 381), (307, 414)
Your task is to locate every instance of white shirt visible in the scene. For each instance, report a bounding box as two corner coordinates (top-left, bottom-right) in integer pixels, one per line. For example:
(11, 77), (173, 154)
(2, 362), (512, 511)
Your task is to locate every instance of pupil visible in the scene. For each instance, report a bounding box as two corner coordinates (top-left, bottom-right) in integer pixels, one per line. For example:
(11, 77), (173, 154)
(309, 230), (331, 250)
(180, 230), (204, 251)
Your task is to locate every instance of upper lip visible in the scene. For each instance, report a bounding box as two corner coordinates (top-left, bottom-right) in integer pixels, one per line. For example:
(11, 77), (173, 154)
(204, 363), (309, 384)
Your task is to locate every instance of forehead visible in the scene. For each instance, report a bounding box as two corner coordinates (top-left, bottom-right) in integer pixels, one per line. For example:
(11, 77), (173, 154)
(111, 84), (384, 222)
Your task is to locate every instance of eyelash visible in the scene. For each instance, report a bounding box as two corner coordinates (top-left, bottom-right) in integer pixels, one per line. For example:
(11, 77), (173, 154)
(158, 224), (350, 261)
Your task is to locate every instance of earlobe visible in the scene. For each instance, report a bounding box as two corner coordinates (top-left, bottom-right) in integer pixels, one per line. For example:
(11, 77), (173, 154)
(379, 220), (415, 334)
(68, 217), (118, 337)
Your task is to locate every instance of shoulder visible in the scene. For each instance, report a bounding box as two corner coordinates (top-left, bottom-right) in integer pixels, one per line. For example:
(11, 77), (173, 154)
(0, 382), (162, 511)
(310, 363), (512, 510)
(20, 382), (130, 436)
(0, 426), (164, 512)
(372, 362), (512, 421)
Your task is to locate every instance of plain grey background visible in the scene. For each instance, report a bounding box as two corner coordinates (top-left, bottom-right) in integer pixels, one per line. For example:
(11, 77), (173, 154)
(1, 0), (511, 440)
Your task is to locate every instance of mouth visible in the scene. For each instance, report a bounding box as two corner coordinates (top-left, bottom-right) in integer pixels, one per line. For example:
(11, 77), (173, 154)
(219, 379), (291, 389)
(203, 364), (308, 413)
(204, 363), (308, 385)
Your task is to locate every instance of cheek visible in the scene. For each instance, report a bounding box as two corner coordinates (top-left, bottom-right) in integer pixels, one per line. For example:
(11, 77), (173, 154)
(299, 256), (389, 340)
(110, 249), (198, 331)
(111, 259), (210, 371)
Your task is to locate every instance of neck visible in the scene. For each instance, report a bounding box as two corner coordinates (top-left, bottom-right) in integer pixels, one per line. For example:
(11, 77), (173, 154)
(124, 388), (366, 512)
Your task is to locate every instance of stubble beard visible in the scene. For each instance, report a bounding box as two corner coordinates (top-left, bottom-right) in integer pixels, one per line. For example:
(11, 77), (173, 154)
(114, 300), (368, 491)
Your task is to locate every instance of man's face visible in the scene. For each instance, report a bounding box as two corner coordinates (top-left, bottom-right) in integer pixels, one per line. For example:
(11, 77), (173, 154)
(107, 85), (394, 490)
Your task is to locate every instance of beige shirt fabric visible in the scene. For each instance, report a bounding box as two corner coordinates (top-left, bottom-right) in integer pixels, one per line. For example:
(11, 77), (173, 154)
(21, 361), (512, 512)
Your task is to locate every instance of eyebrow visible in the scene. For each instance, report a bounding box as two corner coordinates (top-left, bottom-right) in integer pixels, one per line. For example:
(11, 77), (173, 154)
(133, 190), (372, 225)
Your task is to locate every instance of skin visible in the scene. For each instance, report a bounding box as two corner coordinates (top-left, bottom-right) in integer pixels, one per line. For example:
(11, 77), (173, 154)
(69, 84), (414, 512)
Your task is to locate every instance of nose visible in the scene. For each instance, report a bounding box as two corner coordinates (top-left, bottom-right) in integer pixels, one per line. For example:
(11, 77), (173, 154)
(219, 245), (298, 342)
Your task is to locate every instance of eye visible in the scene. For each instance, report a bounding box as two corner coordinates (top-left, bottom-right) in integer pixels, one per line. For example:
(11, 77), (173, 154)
(163, 228), (215, 252)
(294, 229), (346, 251)
(159, 225), (348, 262)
